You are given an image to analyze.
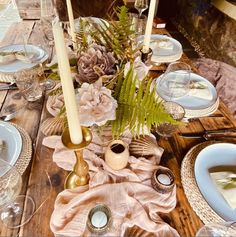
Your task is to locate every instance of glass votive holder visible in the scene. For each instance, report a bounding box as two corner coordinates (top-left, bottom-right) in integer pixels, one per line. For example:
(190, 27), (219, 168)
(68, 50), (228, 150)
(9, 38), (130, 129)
(13, 66), (44, 102)
(87, 204), (112, 235)
(155, 101), (185, 138)
(151, 166), (175, 194)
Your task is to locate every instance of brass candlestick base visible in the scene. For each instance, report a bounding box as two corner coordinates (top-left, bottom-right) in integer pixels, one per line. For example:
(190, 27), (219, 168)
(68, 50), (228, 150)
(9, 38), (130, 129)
(61, 127), (92, 189)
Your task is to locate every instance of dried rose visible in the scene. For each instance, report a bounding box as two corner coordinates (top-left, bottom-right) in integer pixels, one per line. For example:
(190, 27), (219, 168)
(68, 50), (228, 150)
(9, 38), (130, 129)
(77, 79), (118, 126)
(76, 43), (116, 84)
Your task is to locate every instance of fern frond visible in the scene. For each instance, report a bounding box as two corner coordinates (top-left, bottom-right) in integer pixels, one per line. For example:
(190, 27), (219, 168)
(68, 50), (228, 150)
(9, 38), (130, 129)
(111, 67), (177, 138)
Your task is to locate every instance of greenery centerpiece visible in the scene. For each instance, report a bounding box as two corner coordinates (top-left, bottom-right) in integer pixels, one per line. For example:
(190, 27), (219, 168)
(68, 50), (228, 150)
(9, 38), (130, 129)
(46, 5), (176, 138)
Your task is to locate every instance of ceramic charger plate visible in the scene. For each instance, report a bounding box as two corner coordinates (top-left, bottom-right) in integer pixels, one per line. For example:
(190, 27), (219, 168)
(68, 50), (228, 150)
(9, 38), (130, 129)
(137, 34), (183, 63)
(0, 44), (48, 73)
(155, 72), (218, 118)
(0, 121), (22, 166)
(194, 143), (236, 221)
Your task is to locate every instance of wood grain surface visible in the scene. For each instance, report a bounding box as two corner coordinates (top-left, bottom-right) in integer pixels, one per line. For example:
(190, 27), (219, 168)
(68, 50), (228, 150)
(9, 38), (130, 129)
(0, 21), (236, 237)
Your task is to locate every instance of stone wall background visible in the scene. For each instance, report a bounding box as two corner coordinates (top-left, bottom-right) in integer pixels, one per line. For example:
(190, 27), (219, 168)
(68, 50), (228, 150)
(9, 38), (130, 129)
(172, 0), (236, 67)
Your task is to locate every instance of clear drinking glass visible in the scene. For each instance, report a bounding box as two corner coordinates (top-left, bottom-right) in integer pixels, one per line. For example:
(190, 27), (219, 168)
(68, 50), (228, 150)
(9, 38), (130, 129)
(134, 0), (148, 18)
(196, 222), (236, 237)
(156, 62), (191, 101)
(13, 67), (44, 102)
(155, 101), (185, 138)
(40, 0), (56, 90)
(0, 159), (35, 228)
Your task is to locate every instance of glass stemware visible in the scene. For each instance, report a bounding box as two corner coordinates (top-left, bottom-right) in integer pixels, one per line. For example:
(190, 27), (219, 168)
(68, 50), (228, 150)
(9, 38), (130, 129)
(40, 0), (56, 90)
(134, 0), (148, 18)
(156, 62), (191, 102)
(0, 159), (35, 228)
(195, 222), (236, 237)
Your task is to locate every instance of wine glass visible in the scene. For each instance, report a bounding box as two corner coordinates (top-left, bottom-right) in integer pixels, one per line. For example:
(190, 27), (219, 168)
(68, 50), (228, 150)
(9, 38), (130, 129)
(40, 0), (56, 90)
(156, 62), (191, 102)
(134, 0), (148, 18)
(0, 159), (35, 228)
(196, 222), (236, 237)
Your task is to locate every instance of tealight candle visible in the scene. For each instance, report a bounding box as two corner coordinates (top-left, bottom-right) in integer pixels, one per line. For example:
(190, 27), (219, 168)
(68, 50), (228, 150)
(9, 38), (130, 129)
(157, 173), (171, 185)
(91, 211), (108, 228)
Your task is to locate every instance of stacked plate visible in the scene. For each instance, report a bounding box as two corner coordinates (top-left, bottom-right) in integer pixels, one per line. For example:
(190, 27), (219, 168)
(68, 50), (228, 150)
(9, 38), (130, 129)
(0, 121), (22, 166)
(137, 34), (183, 64)
(156, 72), (219, 118)
(0, 44), (48, 82)
(194, 143), (236, 221)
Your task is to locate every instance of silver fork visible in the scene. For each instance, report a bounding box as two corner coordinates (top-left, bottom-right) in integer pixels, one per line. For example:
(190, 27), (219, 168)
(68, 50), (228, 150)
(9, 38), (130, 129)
(0, 103), (27, 121)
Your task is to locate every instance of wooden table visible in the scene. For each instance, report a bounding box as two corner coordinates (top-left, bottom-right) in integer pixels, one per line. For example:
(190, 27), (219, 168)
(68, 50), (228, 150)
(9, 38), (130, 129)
(0, 20), (236, 237)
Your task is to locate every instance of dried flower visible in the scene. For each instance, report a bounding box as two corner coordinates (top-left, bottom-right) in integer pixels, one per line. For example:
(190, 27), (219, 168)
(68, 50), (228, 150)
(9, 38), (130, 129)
(77, 79), (118, 126)
(124, 56), (150, 84)
(76, 43), (116, 84)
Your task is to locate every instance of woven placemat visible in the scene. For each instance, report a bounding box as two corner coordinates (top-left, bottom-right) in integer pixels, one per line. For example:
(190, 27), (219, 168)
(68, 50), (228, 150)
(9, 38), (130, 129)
(181, 141), (225, 224)
(10, 123), (33, 175)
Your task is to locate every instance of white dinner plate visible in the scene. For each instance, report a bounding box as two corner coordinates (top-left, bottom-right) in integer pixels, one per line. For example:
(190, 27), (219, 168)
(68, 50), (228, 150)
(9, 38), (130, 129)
(137, 34), (183, 63)
(194, 143), (236, 221)
(0, 121), (22, 166)
(74, 17), (109, 32)
(0, 44), (48, 73)
(156, 72), (218, 110)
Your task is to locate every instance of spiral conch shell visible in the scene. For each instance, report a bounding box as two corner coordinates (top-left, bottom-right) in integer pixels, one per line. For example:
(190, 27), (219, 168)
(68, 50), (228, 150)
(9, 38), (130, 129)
(40, 117), (64, 136)
(129, 135), (164, 164)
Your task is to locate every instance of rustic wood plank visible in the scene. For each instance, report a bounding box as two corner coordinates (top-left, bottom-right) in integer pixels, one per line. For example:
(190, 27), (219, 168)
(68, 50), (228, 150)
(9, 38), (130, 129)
(15, 0), (41, 20)
(19, 97), (67, 237)
(0, 21), (35, 47)
(158, 138), (203, 237)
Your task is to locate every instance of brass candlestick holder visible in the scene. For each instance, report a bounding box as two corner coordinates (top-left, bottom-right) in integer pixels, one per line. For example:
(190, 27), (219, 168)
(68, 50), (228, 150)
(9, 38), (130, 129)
(61, 126), (92, 189)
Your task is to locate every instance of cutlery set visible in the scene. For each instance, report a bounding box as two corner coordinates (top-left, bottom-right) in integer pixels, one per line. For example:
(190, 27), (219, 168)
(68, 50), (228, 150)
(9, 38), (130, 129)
(179, 128), (236, 140)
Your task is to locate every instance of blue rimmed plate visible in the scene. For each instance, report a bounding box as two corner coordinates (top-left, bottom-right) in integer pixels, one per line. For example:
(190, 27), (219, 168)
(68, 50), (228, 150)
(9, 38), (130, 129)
(0, 121), (22, 166)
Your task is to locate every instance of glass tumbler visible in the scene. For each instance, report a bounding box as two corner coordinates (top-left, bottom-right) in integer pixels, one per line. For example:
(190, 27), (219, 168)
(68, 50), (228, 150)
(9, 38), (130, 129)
(13, 66), (44, 102)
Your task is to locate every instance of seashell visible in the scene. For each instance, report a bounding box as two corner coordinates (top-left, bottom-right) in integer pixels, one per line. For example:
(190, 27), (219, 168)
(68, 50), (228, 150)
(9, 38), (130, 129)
(40, 117), (64, 136)
(46, 92), (64, 117)
(129, 135), (164, 164)
(124, 225), (156, 237)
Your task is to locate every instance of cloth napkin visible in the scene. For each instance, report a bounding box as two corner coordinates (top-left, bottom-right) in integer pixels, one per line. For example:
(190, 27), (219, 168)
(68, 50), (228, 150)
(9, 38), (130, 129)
(44, 128), (177, 236)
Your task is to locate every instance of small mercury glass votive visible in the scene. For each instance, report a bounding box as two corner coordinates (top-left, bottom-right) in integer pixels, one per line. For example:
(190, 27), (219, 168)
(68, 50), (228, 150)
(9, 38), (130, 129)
(151, 166), (175, 193)
(141, 48), (153, 65)
(87, 204), (112, 234)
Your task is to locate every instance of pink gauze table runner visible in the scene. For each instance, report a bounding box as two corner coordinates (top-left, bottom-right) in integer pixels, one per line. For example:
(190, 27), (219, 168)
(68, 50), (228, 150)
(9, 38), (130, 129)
(43, 129), (179, 236)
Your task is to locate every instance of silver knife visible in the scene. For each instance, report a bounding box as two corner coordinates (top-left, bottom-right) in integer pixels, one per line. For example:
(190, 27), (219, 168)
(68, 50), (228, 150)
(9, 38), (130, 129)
(0, 83), (18, 91)
(179, 128), (236, 139)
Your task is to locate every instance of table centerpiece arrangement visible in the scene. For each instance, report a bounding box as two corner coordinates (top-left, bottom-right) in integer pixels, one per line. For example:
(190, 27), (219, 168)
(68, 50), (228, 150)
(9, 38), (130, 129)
(43, 5), (177, 140)
(39, 4), (181, 236)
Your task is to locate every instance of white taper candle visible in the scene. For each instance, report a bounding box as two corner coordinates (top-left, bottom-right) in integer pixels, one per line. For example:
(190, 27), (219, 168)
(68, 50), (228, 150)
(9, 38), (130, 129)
(52, 19), (83, 144)
(142, 0), (157, 53)
(66, 0), (76, 49)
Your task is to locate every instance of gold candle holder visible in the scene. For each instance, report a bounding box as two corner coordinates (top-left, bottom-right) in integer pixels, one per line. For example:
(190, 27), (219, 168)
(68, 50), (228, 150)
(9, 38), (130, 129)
(61, 126), (92, 189)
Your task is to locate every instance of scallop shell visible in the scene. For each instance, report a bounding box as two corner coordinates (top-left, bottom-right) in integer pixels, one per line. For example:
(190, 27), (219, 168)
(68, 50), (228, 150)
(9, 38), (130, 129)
(129, 135), (164, 164)
(40, 117), (64, 136)
(124, 226), (156, 237)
